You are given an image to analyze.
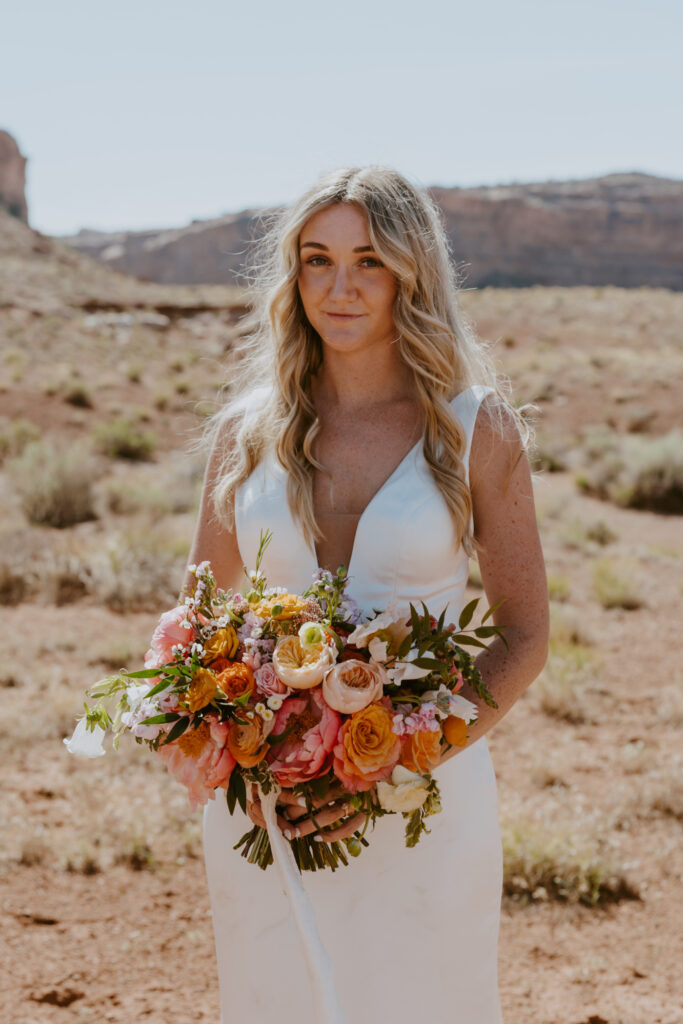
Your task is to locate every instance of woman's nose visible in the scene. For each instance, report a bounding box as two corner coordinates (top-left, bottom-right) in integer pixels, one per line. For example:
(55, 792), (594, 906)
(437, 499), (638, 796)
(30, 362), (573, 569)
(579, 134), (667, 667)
(328, 265), (357, 300)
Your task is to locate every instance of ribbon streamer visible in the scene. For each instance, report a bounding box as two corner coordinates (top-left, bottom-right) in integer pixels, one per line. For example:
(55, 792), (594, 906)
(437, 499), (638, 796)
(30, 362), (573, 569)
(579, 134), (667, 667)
(258, 782), (350, 1024)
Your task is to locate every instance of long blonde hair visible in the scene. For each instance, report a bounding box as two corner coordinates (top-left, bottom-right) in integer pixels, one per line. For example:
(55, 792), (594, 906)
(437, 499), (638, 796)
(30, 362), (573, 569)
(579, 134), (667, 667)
(201, 165), (527, 555)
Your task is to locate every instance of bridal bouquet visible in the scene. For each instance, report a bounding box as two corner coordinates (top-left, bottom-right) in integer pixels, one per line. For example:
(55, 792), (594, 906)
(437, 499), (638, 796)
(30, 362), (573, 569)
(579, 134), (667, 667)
(65, 529), (501, 872)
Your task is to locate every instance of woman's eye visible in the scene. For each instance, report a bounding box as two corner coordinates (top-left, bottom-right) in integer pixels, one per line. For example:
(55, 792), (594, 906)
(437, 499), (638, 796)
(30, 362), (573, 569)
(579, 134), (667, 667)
(360, 257), (382, 268)
(306, 256), (329, 267)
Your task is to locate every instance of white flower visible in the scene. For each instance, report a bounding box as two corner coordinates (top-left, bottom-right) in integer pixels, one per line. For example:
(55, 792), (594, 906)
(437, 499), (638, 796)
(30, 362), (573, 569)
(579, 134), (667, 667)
(376, 765), (431, 813)
(298, 621), (326, 650)
(446, 692), (478, 723)
(63, 718), (106, 758)
(368, 636), (389, 662)
(385, 648), (432, 686)
(347, 603), (410, 649)
(267, 696), (283, 711)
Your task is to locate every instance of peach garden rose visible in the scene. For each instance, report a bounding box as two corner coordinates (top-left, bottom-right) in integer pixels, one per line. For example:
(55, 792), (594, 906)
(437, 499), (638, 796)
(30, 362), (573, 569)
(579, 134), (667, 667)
(322, 658), (385, 714)
(332, 697), (401, 793)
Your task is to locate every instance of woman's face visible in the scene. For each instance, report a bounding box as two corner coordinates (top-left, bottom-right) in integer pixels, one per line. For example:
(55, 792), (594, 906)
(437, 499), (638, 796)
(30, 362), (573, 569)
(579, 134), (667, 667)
(297, 203), (398, 355)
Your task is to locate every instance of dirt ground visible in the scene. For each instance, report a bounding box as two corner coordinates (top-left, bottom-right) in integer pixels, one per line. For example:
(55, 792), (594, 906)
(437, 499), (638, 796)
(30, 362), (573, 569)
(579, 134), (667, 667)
(0, 246), (681, 1023)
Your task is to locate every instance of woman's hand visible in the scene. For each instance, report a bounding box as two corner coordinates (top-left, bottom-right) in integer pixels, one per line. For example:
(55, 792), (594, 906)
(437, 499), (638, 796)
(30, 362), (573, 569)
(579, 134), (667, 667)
(245, 782), (367, 841)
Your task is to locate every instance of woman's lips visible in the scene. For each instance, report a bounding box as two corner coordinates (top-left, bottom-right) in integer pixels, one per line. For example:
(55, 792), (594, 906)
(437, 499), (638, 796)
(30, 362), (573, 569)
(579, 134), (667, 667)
(324, 312), (365, 320)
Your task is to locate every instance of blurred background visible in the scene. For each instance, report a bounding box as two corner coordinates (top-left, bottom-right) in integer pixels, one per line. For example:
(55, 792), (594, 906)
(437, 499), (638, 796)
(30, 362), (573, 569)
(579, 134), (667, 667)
(1, 2), (681, 1022)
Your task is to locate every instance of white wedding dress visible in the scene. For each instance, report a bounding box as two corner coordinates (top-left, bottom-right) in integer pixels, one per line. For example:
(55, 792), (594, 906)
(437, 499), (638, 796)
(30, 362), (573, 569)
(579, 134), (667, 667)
(203, 384), (504, 1023)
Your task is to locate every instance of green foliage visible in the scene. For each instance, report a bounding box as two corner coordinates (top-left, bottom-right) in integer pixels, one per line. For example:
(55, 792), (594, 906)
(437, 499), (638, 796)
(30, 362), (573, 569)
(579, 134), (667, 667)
(93, 417), (157, 461)
(592, 557), (643, 610)
(577, 428), (683, 513)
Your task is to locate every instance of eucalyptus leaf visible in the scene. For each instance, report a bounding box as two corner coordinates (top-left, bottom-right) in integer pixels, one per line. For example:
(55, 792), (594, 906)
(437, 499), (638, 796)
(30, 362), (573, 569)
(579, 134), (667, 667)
(458, 598), (479, 630)
(161, 715), (191, 745)
(140, 712), (181, 725)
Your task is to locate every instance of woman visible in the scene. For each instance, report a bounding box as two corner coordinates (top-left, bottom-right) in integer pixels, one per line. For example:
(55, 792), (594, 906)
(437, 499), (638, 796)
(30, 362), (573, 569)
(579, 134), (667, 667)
(184, 166), (549, 1023)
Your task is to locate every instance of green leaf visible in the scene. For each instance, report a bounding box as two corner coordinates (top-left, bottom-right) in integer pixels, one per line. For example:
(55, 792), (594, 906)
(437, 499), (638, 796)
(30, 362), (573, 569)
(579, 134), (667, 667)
(125, 667), (171, 679)
(145, 677), (174, 698)
(233, 771), (247, 815)
(140, 712), (181, 725)
(226, 775), (237, 814)
(481, 598), (506, 624)
(458, 598), (479, 630)
(473, 625), (501, 638)
(161, 716), (191, 745)
(409, 602), (421, 637)
(451, 635), (489, 650)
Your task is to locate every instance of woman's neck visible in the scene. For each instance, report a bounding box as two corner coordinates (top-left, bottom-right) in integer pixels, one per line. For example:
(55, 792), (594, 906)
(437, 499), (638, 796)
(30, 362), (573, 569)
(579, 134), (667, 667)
(311, 342), (416, 412)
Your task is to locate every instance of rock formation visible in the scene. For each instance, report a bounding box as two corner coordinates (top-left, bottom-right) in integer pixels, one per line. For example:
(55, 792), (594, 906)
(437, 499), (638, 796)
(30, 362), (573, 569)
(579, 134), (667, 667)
(0, 130), (29, 222)
(60, 172), (683, 290)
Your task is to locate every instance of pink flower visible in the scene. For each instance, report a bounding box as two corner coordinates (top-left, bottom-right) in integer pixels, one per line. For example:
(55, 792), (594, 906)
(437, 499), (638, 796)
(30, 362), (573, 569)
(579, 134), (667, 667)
(449, 667), (464, 692)
(254, 662), (292, 698)
(267, 688), (342, 786)
(157, 715), (236, 809)
(144, 605), (195, 668)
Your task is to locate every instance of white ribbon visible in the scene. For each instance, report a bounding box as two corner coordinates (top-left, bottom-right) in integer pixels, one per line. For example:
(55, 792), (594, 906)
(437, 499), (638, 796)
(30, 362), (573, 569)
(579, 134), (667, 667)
(257, 782), (350, 1024)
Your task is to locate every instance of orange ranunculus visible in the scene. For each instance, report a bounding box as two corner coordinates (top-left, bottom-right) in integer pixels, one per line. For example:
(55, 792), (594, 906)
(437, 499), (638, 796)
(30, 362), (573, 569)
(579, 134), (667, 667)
(400, 728), (442, 773)
(227, 711), (270, 767)
(203, 626), (239, 663)
(332, 698), (401, 793)
(183, 668), (218, 712)
(443, 715), (468, 748)
(215, 662), (255, 701)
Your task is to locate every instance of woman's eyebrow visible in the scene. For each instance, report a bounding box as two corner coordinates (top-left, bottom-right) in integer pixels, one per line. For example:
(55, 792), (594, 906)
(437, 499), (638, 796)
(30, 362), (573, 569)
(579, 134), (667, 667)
(299, 242), (375, 252)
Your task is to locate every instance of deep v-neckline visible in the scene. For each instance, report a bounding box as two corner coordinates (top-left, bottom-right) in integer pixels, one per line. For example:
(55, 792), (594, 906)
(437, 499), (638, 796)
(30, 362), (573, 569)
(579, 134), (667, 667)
(311, 435), (422, 579)
(309, 386), (475, 579)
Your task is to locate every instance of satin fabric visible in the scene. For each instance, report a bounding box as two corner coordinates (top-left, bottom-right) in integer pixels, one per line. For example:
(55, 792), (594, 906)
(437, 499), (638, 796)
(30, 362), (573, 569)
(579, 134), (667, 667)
(203, 384), (504, 1023)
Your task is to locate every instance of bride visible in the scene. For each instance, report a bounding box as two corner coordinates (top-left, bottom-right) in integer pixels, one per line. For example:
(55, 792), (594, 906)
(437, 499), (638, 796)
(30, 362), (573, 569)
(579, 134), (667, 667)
(184, 166), (549, 1023)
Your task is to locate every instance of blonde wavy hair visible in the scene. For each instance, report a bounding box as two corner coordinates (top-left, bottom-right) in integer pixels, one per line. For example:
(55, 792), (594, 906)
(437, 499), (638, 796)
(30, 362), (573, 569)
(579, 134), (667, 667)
(200, 165), (529, 556)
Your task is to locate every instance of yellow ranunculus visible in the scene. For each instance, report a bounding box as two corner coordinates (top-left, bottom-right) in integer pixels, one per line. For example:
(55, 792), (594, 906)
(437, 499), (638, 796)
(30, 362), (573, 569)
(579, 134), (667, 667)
(203, 626), (239, 662)
(253, 593), (308, 620)
(183, 668), (218, 712)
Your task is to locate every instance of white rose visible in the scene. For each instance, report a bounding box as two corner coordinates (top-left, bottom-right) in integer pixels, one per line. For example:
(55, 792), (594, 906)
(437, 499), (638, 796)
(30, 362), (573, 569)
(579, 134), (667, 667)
(376, 764), (430, 812)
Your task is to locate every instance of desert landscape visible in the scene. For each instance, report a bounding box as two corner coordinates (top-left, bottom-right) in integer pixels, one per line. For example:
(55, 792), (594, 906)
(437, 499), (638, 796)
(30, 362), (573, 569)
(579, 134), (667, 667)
(1, 190), (682, 1024)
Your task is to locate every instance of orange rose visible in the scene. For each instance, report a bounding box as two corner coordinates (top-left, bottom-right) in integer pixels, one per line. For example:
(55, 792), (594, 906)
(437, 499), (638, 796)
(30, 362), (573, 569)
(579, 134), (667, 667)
(203, 626), (239, 662)
(227, 711), (270, 768)
(332, 698), (401, 793)
(183, 668), (218, 712)
(215, 662), (255, 701)
(400, 728), (442, 773)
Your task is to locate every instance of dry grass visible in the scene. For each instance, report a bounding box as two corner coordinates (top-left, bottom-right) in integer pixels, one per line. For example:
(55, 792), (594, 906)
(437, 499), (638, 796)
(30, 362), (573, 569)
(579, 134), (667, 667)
(592, 557), (644, 610)
(502, 815), (640, 906)
(93, 417), (157, 461)
(6, 439), (100, 528)
(577, 428), (683, 513)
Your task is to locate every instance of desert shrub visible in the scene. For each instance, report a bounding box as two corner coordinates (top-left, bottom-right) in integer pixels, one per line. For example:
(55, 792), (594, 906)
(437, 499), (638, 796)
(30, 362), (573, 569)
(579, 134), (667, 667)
(0, 560), (31, 605)
(560, 516), (618, 550)
(577, 428), (683, 513)
(6, 440), (98, 528)
(502, 818), (640, 905)
(533, 643), (597, 723)
(63, 382), (93, 408)
(530, 434), (568, 473)
(84, 529), (182, 611)
(0, 417), (41, 464)
(547, 574), (570, 602)
(93, 417), (157, 461)
(592, 557), (644, 610)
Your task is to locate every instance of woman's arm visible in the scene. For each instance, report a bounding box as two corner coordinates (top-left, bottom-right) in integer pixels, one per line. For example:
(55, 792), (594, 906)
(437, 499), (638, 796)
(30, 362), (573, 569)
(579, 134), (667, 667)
(180, 417), (245, 599)
(440, 399), (549, 762)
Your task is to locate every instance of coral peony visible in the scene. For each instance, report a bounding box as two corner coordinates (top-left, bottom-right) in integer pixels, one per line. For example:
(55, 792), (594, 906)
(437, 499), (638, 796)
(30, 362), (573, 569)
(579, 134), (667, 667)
(332, 697), (401, 793)
(267, 688), (342, 786)
(144, 605), (195, 668)
(157, 716), (235, 809)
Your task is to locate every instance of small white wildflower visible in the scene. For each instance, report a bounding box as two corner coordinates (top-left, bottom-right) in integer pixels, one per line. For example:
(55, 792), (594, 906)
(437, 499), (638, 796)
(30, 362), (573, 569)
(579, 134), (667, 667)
(188, 563), (197, 573)
(267, 696), (283, 711)
(262, 708), (274, 721)
(246, 711), (254, 718)
(254, 702), (266, 716)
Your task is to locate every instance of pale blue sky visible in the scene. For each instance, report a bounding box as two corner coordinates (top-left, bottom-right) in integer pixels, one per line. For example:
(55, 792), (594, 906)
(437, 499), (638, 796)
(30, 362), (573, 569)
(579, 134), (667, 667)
(3, 0), (681, 236)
